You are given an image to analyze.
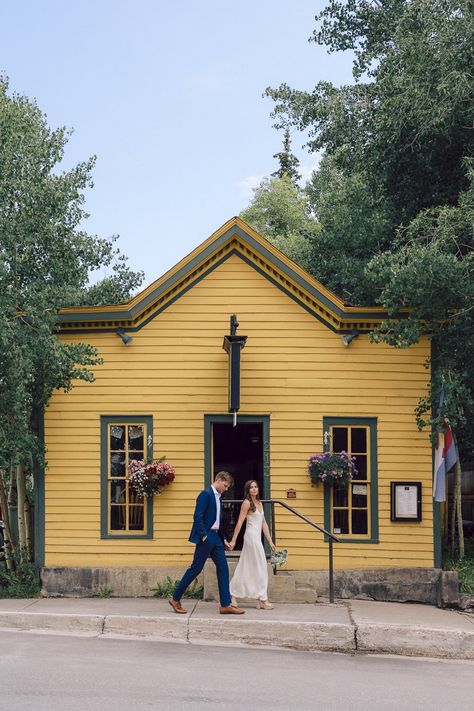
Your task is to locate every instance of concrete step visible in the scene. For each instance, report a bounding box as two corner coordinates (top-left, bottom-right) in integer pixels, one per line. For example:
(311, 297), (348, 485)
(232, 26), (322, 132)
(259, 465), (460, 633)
(203, 561), (318, 603)
(294, 583), (318, 604)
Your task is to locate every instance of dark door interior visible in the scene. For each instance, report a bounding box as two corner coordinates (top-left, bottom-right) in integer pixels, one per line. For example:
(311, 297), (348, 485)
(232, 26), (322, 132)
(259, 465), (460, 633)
(212, 422), (263, 551)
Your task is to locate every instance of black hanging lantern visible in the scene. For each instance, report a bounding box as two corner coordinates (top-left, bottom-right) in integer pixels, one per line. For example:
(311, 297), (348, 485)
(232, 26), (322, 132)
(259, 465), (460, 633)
(222, 314), (247, 426)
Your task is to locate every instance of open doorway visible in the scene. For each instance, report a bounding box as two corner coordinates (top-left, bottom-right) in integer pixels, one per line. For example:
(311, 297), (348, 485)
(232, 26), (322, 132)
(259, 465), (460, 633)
(211, 421), (264, 551)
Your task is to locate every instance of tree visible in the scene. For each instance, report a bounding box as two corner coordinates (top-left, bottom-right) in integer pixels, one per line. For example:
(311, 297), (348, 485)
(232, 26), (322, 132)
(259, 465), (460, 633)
(267, 0), (474, 417)
(367, 166), (474, 465)
(272, 128), (301, 183)
(265, 1), (474, 467)
(305, 153), (393, 303)
(268, 0), (474, 225)
(240, 175), (318, 271)
(77, 248), (144, 306)
(0, 76), (143, 579)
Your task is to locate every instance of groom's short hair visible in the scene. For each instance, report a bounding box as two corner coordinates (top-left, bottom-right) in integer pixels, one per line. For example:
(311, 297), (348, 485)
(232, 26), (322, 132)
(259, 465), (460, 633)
(215, 471), (233, 485)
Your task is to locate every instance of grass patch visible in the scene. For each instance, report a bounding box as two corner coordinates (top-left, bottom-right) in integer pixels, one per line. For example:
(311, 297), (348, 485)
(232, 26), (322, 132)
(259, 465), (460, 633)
(444, 540), (474, 594)
(151, 575), (203, 599)
(89, 585), (114, 598)
(0, 560), (41, 598)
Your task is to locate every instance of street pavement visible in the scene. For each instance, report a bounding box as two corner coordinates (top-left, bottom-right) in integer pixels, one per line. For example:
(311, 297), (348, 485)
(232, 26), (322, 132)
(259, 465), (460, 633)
(1, 630), (474, 711)
(0, 596), (473, 660)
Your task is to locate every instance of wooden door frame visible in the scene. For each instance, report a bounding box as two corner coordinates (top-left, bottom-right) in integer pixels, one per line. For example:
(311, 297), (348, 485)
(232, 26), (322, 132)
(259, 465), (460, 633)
(203, 414), (270, 501)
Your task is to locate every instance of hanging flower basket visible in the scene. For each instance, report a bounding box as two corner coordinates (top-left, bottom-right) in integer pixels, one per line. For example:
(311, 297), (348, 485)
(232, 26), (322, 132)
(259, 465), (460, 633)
(308, 451), (357, 487)
(128, 458), (175, 499)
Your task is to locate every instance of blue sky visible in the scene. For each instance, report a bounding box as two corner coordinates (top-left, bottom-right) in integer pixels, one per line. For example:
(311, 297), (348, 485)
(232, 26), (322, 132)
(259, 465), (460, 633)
(1, 1), (354, 285)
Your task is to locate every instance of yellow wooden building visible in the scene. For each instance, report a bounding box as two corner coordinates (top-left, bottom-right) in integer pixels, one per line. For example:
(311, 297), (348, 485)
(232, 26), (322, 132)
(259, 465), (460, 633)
(38, 217), (439, 596)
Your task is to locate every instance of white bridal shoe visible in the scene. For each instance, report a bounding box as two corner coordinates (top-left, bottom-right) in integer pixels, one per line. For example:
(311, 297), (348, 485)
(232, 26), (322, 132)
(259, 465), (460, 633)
(256, 599), (274, 609)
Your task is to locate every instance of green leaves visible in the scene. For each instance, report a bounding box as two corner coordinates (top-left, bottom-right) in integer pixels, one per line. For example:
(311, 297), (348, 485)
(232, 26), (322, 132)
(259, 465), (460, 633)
(269, 1), (474, 221)
(240, 176), (319, 270)
(261, 1), (474, 459)
(0, 76), (142, 471)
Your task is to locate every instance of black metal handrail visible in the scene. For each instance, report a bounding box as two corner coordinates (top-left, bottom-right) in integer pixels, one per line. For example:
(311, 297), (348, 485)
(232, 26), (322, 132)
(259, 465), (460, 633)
(222, 498), (340, 603)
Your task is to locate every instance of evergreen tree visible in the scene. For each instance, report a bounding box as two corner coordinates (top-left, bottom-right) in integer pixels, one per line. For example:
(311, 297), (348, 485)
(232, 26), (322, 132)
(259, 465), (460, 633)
(272, 128), (301, 183)
(240, 175), (318, 271)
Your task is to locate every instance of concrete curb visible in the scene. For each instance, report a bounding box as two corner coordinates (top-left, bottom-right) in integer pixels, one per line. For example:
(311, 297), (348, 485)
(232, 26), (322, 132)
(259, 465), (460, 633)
(1, 610), (473, 659)
(0, 611), (104, 635)
(356, 623), (474, 660)
(188, 618), (355, 653)
(103, 615), (188, 641)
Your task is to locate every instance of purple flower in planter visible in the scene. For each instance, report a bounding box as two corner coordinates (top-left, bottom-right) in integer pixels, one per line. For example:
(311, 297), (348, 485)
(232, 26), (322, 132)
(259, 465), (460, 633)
(308, 451), (357, 487)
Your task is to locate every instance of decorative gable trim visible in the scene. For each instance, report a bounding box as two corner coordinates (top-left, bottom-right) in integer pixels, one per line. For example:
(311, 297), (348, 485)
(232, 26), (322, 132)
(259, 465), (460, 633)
(59, 217), (406, 334)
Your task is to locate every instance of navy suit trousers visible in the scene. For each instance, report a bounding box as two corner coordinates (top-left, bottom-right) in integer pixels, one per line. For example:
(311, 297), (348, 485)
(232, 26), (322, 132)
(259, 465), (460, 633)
(173, 531), (230, 606)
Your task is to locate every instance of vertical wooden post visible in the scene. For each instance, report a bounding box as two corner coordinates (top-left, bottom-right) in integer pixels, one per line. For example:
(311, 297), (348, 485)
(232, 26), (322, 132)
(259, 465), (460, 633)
(450, 482), (456, 558)
(24, 497), (33, 562)
(454, 458), (464, 559)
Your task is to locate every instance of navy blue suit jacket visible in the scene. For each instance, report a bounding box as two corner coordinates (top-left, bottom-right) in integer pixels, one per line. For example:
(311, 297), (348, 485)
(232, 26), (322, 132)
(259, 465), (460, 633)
(189, 486), (224, 544)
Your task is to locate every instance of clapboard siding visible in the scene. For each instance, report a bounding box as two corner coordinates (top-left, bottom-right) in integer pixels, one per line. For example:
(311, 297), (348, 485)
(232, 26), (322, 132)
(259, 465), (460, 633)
(44, 253), (432, 569)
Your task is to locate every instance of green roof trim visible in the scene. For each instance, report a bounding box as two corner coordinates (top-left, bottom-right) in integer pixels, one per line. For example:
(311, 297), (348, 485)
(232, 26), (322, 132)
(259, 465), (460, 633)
(59, 220), (407, 332)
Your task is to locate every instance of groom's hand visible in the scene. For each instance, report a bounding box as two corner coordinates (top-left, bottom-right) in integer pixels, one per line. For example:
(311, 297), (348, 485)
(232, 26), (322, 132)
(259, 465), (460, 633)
(225, 540), (235, 551)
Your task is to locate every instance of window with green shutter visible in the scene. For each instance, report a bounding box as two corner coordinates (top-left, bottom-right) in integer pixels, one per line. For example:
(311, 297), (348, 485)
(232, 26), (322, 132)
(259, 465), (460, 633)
(100, 415), (153, 539)
(323, 417), (379, 543)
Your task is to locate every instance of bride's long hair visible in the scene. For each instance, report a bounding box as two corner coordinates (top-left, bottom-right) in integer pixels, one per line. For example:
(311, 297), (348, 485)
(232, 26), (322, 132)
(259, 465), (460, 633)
(243, 479), (259, 513)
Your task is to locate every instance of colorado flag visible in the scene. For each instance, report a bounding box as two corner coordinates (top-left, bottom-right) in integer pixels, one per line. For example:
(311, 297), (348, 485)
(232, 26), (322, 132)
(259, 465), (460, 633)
(433, 422), (457, 502)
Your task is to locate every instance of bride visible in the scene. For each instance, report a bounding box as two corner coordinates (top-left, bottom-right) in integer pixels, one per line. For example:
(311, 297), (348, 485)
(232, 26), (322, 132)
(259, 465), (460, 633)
(228, 480), (276, 609)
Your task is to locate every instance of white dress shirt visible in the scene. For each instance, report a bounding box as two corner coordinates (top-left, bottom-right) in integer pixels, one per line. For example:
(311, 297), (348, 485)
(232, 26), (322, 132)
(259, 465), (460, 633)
(210, 484), (221, 530)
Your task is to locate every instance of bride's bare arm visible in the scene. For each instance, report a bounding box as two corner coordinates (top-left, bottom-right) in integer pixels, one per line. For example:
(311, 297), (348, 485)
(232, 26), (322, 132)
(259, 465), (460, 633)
(229, 499), (250, 548)
(262, 516), (276, 551)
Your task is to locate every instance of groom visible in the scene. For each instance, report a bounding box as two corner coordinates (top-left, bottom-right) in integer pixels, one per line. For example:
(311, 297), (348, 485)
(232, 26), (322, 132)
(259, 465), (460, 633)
(169, 471), (245, 615)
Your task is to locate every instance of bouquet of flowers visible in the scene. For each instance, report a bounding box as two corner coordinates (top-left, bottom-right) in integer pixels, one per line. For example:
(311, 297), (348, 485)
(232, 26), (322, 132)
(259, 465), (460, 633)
(270, 549), (288, 567)
(128, 458), (175, 499)
(308, 451), (357, 487)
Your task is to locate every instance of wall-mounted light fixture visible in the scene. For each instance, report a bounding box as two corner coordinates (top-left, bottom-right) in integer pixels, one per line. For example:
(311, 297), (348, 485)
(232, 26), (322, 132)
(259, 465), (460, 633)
(341, 330), (359, 347)
(116, 328), (133, 345)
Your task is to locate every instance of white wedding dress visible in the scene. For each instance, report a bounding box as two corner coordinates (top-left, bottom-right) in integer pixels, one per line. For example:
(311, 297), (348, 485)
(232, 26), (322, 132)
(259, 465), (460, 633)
(230, 508), (268, 600)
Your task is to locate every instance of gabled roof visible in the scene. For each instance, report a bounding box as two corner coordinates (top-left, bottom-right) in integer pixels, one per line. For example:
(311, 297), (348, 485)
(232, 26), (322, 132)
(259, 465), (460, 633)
(59, 217), (401, 334)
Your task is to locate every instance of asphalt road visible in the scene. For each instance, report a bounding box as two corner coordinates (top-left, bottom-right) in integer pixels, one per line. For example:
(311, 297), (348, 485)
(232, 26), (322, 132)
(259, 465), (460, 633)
(1, 631), (473, 711)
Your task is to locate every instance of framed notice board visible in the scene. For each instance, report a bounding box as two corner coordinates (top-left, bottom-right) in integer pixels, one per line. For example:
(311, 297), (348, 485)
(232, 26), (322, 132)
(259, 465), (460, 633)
(390, 482), (422, 522)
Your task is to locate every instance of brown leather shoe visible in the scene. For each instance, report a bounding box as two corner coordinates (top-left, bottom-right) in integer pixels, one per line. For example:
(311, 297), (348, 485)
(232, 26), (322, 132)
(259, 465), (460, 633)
(220, 605), (245, 615)
(168, 597), (187, 614)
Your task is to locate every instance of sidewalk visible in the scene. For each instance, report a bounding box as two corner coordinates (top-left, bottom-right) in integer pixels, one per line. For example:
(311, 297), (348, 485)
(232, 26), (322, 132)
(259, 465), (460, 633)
(0, 597), (473, 659)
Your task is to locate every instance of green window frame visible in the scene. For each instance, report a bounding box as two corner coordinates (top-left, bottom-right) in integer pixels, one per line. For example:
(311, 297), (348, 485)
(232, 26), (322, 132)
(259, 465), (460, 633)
(204, 414), (271, 496)
(100, 415), (153, 539)
(323, 417), (379, 544)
